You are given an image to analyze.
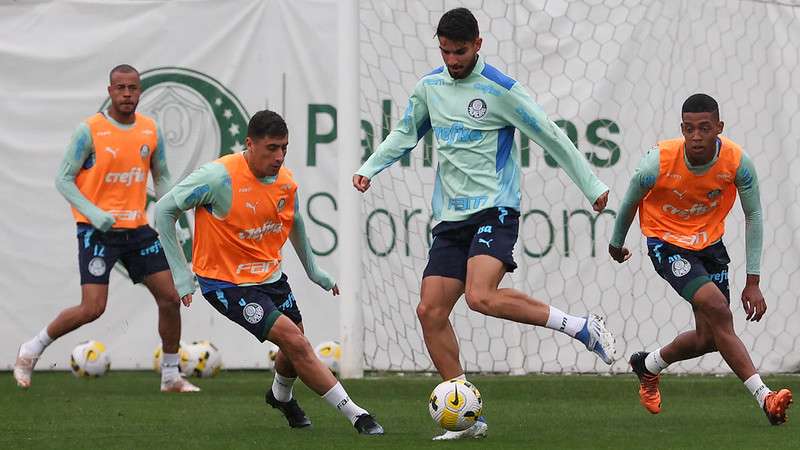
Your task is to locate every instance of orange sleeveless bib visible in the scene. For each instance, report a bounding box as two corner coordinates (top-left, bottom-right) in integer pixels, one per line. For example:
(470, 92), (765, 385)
(639, 136), (741, 250)
(72, 112), (157, 228)
(192, 153), (297, 284)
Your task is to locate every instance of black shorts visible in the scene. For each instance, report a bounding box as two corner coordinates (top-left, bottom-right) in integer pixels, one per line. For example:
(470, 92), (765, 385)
(423, 207), (519, 282)
(77, 224), (170, 285)
(201, 274), (302, 342)
(646, 237), (731, 303)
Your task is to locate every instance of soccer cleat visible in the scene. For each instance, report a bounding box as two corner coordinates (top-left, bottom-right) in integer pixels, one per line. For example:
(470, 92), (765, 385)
(265, 389), (312, 428)
(630, 351), (661, 414)
(763, 389), (793, 425)
(160, 375), (201, 393)
(576, 314), (617, 365)
(432, 416), (488, 440)
(353, 414), (384, 435)
(13, 346), (39, 389)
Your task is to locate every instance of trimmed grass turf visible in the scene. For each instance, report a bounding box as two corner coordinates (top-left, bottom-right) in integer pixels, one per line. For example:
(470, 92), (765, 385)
(0, 371), (797, 449)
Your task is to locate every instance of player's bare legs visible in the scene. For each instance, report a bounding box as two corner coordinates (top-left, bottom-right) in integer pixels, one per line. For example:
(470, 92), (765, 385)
(142, 270), (199, 393)
(47, 284), (110, 338)
(659, 308), (716, 363)
(267, 316), (383, 434)
(464, 255), (616, 364)
(417, 276), (464, 380)
(691, 283), (756, 380)
(143, 270), (182, 354)
(267, 322), (312, 428)
(464, 255), (549, 324)
(14, 284), (109, 388)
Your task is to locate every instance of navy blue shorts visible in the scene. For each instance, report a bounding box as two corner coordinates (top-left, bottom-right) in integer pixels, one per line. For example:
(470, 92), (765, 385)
(646, 237), (731, 303)
(423, 207), (519, 282)
(77, 224), (169, 285)
(201, 274), (302, 342)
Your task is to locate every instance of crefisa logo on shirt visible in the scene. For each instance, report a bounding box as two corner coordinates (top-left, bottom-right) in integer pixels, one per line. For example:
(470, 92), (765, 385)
(467, 98), (487, 119)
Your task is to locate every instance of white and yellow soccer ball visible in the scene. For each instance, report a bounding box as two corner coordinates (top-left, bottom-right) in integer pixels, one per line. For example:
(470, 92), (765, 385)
(70, 340), (111, 378)
(428, 379), (483, 431)
(313, 341), (342, 376)
(189, 340), (223, 378)
(152, 342), (192, 375)
(266, 342), (279, 368)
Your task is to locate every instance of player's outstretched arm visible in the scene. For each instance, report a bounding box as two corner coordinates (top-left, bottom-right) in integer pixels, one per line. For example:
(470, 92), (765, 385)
(150, 128), (173, 199)
(736, 153), (766, 321)
(54, 123), (116, 231)
(154, 162), (226, 303)
(288, 191), (338, 295)
(354, 81), (430, 190)
(608, 147), (659, 263)
(502, 84), (608, 209)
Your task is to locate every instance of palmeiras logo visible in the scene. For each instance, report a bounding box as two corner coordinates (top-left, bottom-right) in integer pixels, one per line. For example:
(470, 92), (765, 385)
(243, 303), (265, 324)
(467, 98), (487, 119)
(99, 67), (249, 275)
(671, 256), (692, 277)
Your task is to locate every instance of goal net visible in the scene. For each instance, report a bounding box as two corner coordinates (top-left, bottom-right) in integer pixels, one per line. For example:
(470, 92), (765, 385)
(357, 0), (800, 374)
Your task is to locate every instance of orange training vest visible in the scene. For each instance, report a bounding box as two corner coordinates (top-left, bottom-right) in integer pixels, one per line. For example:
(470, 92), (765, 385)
(192, 153), (297, 285)
(72, 112), (157, 228)
(639, 136), (742, 250)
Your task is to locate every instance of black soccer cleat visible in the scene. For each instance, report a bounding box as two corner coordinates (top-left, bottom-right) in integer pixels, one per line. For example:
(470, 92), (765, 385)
(353, 414), (384, 435)
(265, 389), (312, 428)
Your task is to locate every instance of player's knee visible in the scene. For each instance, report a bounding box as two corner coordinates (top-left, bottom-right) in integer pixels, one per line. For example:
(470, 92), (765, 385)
(417, 302), (447, 326)
(281, 330), (312, 357)
(81, 303), (106, 322)
(697, 337), (716, 354)
(464, 287), (492, 314)
(156, 295), (180, 312)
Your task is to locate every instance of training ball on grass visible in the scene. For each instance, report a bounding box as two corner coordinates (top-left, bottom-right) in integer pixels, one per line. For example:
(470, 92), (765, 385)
(313, 340), (342, 376)
(190, 340), (223, 378)
(70, 340), (111, 378)
(428, 379), (482, 431)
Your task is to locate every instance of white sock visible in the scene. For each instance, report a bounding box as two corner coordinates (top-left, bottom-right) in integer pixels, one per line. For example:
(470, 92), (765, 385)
(322, 382), (368, 425)
(744, 374), (770, 408)
(161, 352), (180, 379)
(644, 348), (669, 375)
(21, 327), (53, 356)
(453, 374), (466, 381)
(272, 372), (296, 402)
(545, 306), (586, 337)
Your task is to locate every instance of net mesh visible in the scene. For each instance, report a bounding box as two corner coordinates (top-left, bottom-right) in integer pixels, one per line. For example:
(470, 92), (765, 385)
(358, 0), (800, 373)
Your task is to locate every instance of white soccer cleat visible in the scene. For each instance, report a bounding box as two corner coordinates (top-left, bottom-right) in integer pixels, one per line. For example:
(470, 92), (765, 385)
(13, 346), (39, 389)
(432, 418), (488, 441)
(580, 314), (617, 365)
(160, 375), (201, 393)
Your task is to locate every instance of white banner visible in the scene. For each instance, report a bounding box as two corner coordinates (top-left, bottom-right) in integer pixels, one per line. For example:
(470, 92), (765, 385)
(0, 0), (344, 370)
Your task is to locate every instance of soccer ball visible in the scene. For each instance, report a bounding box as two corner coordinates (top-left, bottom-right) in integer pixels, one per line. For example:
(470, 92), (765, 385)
(428, 379), (483, 431)
(152, 342), (191, 374)
(313, 340), (342, 376)
(189, 340), (223, 378)
(266, 342), (279, 367)
(70, 340), (111, 378)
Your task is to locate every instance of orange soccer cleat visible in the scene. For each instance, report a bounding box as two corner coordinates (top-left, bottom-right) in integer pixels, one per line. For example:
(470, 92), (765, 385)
(630, 351), (661, 414)
(763, 389), (793, 425)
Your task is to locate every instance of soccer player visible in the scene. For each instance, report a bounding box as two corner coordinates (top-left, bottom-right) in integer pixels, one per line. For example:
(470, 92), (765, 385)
(609, 93), (792, 425)
(13, 64), (199, 393)
(353, 8), (616, 440)
(154, 110), (384, 435)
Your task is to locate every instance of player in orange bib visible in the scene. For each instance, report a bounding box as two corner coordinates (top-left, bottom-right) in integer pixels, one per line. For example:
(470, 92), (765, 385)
(609, 94), (791, 424)
(13, 65), (198, 393)
(155, 110), (384, 435)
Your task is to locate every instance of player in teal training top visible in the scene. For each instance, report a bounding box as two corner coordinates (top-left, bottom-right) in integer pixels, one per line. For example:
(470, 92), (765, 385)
(353, 8), (616, 440)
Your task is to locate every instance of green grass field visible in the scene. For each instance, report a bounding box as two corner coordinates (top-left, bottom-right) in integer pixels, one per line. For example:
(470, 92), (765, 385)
(1, 371), (797, 449)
